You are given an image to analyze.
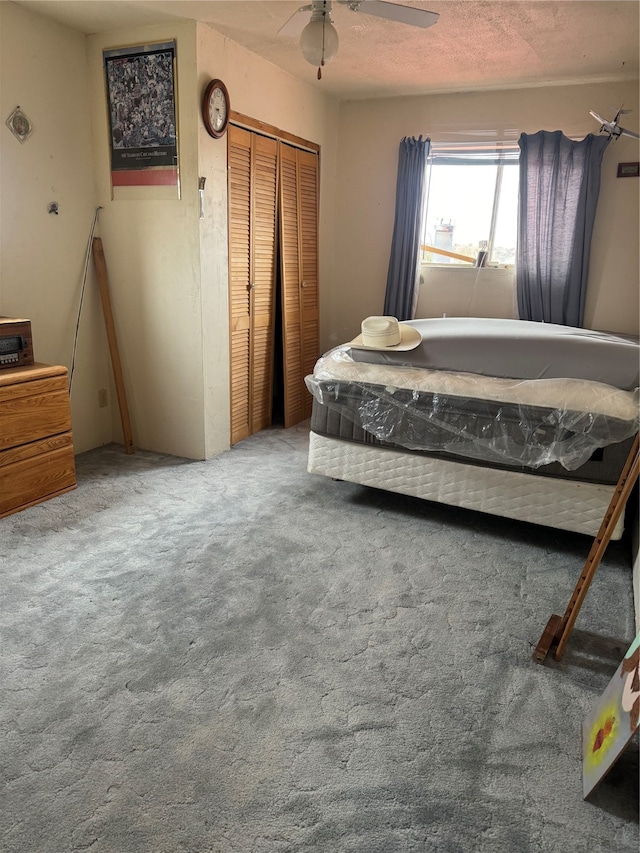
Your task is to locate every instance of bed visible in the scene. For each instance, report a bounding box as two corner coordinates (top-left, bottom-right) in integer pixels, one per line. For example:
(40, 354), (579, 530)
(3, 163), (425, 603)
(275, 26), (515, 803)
(305, 318), (639, 539)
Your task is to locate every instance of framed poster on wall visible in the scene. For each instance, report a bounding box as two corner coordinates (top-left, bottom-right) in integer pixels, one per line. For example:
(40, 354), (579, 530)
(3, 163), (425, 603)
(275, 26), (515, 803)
(103, 40), (179, 198)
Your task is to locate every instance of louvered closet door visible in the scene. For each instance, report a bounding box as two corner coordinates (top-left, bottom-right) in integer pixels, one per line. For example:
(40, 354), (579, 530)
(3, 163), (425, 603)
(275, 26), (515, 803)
(228, 126), (278, 445)
(228, 126), (252, 444)
(251, 134), (278, 433)
(279, 143), (319, 427)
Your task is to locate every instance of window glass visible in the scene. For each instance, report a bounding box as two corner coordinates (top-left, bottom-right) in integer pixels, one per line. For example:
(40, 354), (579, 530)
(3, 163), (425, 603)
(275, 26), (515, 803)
(491, 163), (519, 266)
(421, 144), (519, 266)
(423, 164), (497, 264)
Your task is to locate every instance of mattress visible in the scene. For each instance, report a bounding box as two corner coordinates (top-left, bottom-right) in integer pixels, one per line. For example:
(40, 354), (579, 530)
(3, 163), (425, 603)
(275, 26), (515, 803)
(307, 347), (639, 473)
(306, 322), (638, 538)
(351, 317), (640, 390)
(308, 431), (626, 539)
(310, 398), (635, 486)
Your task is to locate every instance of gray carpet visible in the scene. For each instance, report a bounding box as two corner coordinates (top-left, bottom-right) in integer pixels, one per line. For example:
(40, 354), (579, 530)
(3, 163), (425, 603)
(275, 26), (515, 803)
(2, 422), (638, 853)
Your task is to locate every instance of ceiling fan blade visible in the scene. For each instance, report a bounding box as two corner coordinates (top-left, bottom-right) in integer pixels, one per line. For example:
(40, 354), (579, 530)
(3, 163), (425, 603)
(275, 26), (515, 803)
(350, 1), (439, 29)
(278, 6), (313, 37)
(620, 127), (640, 140)
(589, 111), (606, 124)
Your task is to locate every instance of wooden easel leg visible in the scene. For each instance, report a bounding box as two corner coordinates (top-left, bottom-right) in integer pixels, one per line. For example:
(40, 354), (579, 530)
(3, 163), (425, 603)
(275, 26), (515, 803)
(533, 434), (639, 664)
(533, 614), (563, 663)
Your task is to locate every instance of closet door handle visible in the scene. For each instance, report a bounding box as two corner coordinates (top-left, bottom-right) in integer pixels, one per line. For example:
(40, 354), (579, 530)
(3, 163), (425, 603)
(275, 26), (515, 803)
(300, 280), (307, 288)
(247, 282), (256, 292)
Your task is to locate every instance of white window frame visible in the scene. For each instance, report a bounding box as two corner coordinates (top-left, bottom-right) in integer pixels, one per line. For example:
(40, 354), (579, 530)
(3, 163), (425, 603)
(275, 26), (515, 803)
(421, 142), (520, 268)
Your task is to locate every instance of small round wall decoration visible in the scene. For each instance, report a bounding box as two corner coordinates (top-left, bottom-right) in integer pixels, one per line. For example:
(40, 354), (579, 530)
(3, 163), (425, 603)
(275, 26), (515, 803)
(6, 106), (33, 143)
(202, 79), (230, 139)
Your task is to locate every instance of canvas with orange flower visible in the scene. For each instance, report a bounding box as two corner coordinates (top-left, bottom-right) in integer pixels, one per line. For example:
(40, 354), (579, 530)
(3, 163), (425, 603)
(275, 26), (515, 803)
(582, 632), (640, 798)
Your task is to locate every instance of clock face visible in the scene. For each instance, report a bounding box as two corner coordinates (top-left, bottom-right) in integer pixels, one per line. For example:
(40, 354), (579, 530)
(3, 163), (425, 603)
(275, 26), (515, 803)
(210, 87), (226, 130)
(203, 80), (229, 138)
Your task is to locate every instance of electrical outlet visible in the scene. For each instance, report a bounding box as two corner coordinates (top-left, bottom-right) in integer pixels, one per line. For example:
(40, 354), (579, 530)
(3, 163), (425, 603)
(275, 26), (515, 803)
(97, 388), (108, 408)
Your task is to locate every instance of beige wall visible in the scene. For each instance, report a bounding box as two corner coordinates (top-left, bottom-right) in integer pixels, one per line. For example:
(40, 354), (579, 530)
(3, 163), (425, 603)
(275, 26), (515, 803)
(85, 20), (338, 459)
(1, 2), (637, 460)
(331, 81), (640, 347)
(89, 23), (336, 458)
(1, 3), (338, 460)
(87, 21), (204, 459)
(195, 23), (339, 457)
(416, 268), (517, 320)
(0, 1), (112, 453)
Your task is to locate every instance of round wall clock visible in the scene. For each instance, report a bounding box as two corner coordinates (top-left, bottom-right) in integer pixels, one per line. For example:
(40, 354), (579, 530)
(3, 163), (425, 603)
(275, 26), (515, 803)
(202, 79), (230, 139)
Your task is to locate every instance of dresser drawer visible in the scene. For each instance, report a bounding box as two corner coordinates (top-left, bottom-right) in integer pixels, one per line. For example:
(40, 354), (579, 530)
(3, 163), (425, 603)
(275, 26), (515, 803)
(0, 433), (76, 517)
(0, 370), (71, 451)
(0, 364), (76, 517)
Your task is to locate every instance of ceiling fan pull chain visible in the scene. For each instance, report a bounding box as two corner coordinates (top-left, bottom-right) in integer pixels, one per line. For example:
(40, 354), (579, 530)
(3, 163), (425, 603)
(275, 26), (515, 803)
(318, 11), (326, 79)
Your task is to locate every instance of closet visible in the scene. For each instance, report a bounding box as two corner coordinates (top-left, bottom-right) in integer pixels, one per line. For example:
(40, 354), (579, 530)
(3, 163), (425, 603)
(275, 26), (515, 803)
(228, 122), (319, 445)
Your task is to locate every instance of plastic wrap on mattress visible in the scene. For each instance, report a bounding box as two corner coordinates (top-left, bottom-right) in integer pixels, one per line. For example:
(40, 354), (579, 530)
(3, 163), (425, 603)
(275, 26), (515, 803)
(305, 347), (639, 472)
(309, 396), (635, 485)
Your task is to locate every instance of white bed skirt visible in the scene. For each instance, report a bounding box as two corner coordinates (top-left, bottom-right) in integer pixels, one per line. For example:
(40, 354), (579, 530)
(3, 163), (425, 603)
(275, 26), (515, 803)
(308, 432), (624, 540)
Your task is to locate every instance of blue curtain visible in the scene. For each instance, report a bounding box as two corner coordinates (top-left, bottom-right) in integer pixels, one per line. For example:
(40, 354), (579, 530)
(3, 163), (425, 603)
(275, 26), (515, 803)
(383, 136), (430, 320)
(516, 131), (610, 327)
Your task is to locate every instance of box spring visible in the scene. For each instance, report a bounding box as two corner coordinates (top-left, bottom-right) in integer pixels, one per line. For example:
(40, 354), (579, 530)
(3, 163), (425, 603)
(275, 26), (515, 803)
(309, 400), (629, 539)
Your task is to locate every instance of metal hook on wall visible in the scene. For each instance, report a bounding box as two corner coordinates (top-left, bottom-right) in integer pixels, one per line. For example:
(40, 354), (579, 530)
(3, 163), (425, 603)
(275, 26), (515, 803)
(199, 177), (206, 219)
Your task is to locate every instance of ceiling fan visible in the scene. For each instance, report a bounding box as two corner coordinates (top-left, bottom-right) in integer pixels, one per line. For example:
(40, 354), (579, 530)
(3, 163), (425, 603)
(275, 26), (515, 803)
(279, 1), (439, 78)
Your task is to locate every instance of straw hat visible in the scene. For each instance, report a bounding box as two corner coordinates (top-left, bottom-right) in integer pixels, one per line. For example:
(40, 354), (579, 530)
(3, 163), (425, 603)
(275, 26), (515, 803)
(349, 316), (422, 351)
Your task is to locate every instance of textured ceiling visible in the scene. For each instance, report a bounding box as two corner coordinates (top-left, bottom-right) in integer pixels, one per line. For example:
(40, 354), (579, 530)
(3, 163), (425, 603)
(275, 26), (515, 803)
(15, 1), (640, 100)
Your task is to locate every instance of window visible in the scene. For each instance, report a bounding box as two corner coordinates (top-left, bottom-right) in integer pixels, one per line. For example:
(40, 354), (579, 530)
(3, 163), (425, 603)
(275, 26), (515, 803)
(421, 142), (520, 267)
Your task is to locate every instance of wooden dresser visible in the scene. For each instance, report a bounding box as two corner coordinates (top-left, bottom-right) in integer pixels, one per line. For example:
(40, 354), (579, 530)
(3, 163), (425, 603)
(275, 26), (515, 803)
(0, 363), (77, 518)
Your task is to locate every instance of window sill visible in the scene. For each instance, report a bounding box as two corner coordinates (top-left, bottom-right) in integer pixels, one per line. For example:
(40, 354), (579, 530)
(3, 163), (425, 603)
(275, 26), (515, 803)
(420, 263), (515, 271)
